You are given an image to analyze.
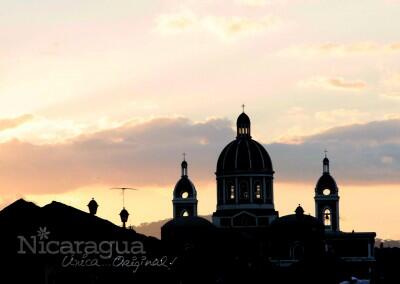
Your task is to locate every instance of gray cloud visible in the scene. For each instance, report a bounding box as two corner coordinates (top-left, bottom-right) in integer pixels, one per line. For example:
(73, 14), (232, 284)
(0, 117), (399, 198)
(0, 117), (233, 195)
(269, 119), (400, 185)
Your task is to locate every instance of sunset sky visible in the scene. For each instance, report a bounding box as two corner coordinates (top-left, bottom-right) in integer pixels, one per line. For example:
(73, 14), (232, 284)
(1, 0), (400, 239)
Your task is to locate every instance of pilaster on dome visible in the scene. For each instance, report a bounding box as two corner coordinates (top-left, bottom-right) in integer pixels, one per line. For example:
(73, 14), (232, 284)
(236, 107), (251, 138)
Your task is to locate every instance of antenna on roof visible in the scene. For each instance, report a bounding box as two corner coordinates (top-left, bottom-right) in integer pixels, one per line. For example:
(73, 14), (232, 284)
(110, 187), (137, 208)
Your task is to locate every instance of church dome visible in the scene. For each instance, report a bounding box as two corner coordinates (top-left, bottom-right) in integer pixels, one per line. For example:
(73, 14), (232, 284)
(173, 177), (196, 199)
(316, 174), (338, 191)
(217, 139), (273, 174)
(216, 111), (273, 174)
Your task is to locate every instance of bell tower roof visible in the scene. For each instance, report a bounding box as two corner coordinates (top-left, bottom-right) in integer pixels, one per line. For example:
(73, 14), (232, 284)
(316, 153), (338, 194)
(172, 157), (198, 218)
(174, 158), (197, 199)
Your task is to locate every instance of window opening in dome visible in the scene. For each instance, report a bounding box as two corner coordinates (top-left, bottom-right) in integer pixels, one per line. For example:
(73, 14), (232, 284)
(181, 191), (189, 198)
(230, 185), (235, 200)
(255, 183), (262, 199)
(323, 189), (331, 196)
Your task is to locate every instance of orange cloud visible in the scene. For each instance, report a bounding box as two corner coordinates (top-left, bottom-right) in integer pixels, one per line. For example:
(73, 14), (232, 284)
(155, 11), (278, 40)
(155, 11), (197, 34)
(0, 114), (34, 131)
(300, 76), (367, 91)
(280, 42), (400, 57)
(380, 72), (400, 99)
(203, 15), (278, 39)
(314, 109), (370, 124)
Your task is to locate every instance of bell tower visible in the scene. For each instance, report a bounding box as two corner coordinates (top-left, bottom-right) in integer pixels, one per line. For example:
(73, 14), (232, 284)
(172, 155), (198, 218)
(314, 151), (340, 232)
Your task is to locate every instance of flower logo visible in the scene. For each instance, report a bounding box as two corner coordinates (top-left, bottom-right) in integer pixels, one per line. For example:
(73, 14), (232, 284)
(37, 227), (50, 240)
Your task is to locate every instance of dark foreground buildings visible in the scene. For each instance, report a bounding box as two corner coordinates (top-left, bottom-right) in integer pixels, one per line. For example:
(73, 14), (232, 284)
(1, 110), (397, 283)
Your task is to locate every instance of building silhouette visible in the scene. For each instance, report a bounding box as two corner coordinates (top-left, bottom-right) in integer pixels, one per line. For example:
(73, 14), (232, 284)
(162, 109), (376, 283)
(0, 108), (389, 283)
(213, 110), (278, 227)
(315, 153), (340, 232)
(172, 158), (198, 218)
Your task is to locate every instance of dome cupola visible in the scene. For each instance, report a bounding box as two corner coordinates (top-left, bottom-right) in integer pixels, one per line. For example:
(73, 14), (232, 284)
(216, 109), (273, 175)
(236, 110), (251, 138)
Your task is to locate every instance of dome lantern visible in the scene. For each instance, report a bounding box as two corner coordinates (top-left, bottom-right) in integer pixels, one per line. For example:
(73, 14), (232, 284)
(236, 106), (251, 138)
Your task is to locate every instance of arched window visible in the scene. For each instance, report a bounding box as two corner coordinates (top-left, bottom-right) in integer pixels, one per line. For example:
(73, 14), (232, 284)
(324, 208), (331, 227)
(230, 185), (235, 199)
(226, 183), (235, 203)
(181, 210), (189, 217)
(254, 182), (262, 200)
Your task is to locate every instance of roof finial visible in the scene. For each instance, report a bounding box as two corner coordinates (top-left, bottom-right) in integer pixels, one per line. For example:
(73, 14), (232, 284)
(242, 104), (245, 113)
(183, 152), (186, 161)
(324, 149), (328, 158)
